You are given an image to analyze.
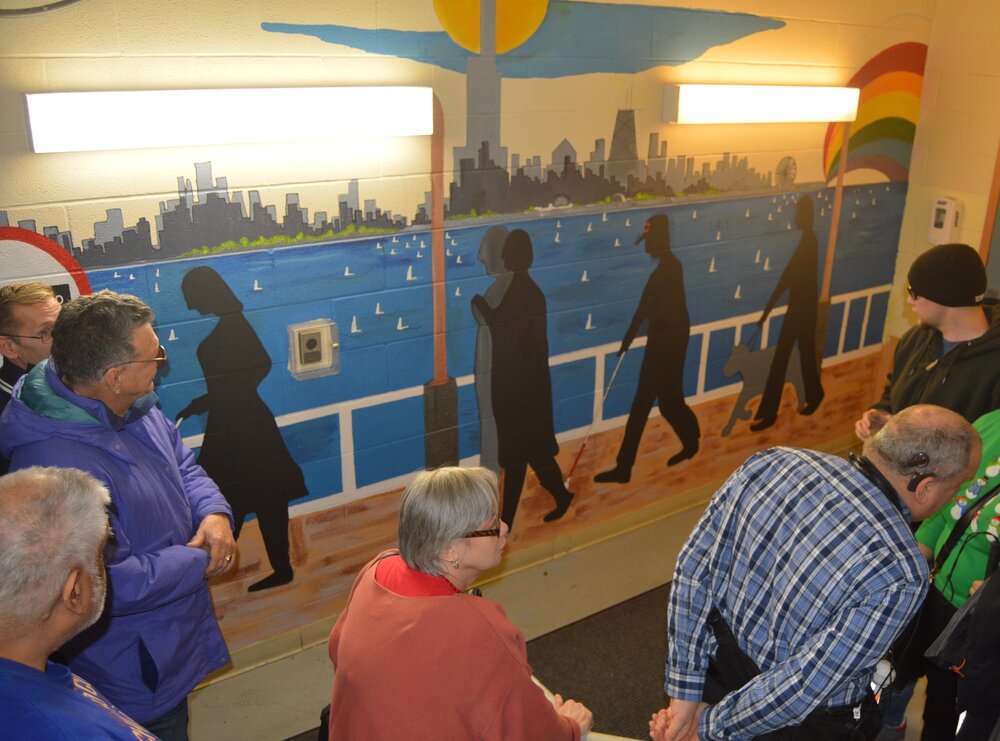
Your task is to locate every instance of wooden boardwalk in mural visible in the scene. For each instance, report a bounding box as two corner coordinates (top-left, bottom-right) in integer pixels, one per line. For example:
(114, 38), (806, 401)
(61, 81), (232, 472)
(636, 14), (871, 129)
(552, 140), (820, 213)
(208, 347), (885, 654)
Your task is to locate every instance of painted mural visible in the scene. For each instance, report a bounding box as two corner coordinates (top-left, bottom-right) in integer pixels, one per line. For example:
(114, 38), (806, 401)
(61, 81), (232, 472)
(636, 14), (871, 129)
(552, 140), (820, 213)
(0, 0), (929, 650)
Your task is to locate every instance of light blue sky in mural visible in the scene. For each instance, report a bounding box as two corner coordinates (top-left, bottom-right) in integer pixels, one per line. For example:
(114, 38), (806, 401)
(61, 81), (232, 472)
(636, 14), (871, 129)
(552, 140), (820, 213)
(262, 1), (784, 78)
(88, 184), (902, 502)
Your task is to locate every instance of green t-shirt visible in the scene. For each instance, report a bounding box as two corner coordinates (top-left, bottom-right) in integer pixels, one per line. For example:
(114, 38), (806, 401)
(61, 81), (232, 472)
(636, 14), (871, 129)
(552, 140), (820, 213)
(916, 409), (1000, 609)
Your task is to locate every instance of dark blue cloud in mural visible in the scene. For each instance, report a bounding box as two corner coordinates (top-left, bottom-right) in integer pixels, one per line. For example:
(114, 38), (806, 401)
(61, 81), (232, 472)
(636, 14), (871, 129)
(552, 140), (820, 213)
(262, 2), (784, 79)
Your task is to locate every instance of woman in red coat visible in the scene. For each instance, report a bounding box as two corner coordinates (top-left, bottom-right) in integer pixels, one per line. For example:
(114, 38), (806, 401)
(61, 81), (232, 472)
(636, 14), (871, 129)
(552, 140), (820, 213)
(327, 466), (593, 740)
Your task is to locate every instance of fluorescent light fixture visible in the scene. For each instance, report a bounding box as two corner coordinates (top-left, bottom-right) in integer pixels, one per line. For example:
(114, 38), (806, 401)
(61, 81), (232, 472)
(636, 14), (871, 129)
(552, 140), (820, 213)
(26, 87), (434, 153)
(663, 84), (859, 124)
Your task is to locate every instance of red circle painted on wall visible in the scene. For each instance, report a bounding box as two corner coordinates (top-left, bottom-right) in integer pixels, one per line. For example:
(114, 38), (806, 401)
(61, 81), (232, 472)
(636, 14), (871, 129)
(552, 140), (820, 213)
(0, 226), (92, 300)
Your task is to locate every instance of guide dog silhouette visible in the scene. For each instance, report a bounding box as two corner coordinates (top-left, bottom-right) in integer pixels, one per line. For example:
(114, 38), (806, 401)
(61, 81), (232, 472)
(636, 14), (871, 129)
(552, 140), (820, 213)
(721, 342), (806, 437)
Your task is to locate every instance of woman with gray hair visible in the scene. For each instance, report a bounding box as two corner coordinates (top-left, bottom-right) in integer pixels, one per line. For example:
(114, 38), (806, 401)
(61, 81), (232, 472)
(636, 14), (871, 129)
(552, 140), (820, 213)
(327, 466), (593, 739)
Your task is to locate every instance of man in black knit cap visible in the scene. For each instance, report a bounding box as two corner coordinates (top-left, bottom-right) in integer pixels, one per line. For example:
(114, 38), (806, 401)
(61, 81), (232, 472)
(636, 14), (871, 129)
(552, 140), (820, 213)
(856, 242), (999, 440)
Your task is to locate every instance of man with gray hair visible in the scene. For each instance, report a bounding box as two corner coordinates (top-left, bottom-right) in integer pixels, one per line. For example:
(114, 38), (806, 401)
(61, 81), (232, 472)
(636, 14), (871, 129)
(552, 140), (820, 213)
(0, 290), (234, 741)
(0, 466), (155, 739)
(650, 405), (980, 741)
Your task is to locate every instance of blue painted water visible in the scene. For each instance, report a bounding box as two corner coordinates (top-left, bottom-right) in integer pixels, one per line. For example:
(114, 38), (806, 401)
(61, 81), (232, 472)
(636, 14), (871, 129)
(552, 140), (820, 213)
(88, 182), (904, 500)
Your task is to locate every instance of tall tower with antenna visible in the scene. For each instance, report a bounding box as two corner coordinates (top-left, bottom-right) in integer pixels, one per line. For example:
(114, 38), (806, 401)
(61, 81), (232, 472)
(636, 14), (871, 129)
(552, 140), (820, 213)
(453, 0), (508, 173)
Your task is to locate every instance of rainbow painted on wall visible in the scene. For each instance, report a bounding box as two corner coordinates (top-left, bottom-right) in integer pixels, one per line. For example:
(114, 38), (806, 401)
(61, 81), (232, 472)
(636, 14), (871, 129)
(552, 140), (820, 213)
(823, 42), (928, 183)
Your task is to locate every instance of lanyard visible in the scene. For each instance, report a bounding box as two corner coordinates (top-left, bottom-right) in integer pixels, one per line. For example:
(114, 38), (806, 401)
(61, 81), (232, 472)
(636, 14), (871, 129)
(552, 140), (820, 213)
(849, 453), (904, 515)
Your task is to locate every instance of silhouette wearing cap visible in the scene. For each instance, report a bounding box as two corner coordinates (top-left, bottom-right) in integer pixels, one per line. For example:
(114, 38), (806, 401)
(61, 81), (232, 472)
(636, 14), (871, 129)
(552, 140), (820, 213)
(595, 214), (700, 483)
(471, 229), (574, 528)
(751, 196), (824, 431)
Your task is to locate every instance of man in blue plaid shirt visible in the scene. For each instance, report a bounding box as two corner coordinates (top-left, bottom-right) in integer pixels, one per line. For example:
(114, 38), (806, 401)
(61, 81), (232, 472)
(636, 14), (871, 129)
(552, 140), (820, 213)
(652, 405), (980, 740)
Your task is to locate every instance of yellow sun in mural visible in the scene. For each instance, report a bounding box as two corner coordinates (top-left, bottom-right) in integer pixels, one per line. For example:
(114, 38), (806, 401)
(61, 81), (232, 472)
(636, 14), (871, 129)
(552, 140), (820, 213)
(434, 0), (548, 54)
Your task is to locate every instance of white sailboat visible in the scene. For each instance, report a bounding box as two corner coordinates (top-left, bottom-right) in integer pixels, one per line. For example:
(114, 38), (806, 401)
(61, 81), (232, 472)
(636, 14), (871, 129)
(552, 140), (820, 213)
(113, 271), (122, 278)
(416, 251), (423, 259)
(581, 270), (589, 282)
(872, 198), (877, 206)
(155, 268), (160, 277)
(390, 247), (397, 255)
(446, 248), (453, 256)
(734, 284), (742, 300)
(709, 256), (716, 273)
(392, 235), (398, 243)
(625, 218), (631, 227)
(776, 205), (782, 213)
(787, 223), (792, 230)
(852, 211), (857, 220)
(252, 279), (262, 292)
(613, 238), (621, 248)
(445, 231), (451, 239)
(350, 316), (361, 334)
(584, 313), (595, 330)
(586, 222), (593, 232)
(554, 232), (561, 244)
(376, 242), (383, 250)
(454, 287), (462, 297)
(755, 249), (761, 263)
(420, 240), (426, 249)
(745, 208), (750, 218)
(601, 212), (608, 222)
(764, 257), (771, 271)
(715, 230), (721, 241)
(396, 317), (409, 331)
(154, 283), (160, 293)
(451, 238), (458, 247)
(692, 209), (698, 219)
(767, 213), (773, 222)
(456, 255), (463, 264)
(344, 266), (355, 277)
(167, 329), (178, 342)
(128, 273), (135, 280)
(375, 303), (385, 315)
(556, 220), (562, 228)
(406, 266), (417, 281)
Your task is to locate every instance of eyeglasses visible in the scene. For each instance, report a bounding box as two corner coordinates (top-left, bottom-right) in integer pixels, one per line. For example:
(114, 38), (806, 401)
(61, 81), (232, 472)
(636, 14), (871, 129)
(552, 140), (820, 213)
(3, 327), (54, 343)
(464, 514), (501, 538)
(906, 285), (918, 300)
(119, 344), (167, 369)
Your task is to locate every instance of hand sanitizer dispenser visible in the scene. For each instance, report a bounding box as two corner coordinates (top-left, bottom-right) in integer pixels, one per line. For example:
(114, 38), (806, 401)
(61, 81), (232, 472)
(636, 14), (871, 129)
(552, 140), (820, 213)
(928, 198), (962, 245)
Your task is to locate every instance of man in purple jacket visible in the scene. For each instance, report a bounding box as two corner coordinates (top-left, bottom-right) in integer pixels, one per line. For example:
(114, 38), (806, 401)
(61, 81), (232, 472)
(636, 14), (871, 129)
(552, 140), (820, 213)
(0, 290), (236, 741)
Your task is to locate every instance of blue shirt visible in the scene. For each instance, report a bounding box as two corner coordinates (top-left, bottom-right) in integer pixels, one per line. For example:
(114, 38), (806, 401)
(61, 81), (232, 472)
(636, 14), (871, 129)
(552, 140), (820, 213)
(0, 658), (158, 739)
(667, 447), (928, 740)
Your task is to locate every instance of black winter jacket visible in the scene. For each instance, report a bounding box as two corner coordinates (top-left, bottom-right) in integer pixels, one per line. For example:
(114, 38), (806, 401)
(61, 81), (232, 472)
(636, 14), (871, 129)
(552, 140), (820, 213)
(874, 304), (1000, 422)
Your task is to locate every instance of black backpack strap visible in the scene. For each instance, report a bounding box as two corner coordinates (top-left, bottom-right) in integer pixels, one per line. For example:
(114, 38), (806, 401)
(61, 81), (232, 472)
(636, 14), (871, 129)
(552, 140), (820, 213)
(931, 482), (1000, 583)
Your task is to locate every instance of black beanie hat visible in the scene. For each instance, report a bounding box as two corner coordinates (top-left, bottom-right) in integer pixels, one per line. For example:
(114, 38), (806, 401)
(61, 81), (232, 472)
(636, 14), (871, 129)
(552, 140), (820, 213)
(907, 243), (986, 307)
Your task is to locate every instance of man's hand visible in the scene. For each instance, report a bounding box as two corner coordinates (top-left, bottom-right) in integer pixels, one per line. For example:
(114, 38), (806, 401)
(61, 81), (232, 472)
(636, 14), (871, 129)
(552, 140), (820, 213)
(187, 513), (236, 577)
(855, 408), (892, 441)
(553, 693), (593, 735)
(649, 699), (706, 741)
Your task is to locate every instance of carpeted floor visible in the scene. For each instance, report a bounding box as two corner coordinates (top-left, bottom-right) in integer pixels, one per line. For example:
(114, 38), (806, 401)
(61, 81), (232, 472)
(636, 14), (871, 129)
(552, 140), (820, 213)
(527, 583), (672, 740)
(284, 583), (672, 741)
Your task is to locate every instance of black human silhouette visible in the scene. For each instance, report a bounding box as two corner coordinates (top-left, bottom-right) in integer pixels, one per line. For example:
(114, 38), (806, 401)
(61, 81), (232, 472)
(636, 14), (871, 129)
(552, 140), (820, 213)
(177, 266), (308, 592)
(751, 195), (824, 431)
(471, 229), (574, 529)
(471, 225), (511, 475)
(595, 214), (700, 484)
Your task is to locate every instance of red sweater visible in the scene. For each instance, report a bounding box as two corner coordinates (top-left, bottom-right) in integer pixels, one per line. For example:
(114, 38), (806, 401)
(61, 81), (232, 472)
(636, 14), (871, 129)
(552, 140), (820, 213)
(328, 552), (580, 740)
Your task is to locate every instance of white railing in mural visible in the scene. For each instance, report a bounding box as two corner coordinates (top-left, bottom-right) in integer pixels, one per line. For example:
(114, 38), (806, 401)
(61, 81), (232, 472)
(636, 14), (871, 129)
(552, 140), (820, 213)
(182, 284), (890, 514)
